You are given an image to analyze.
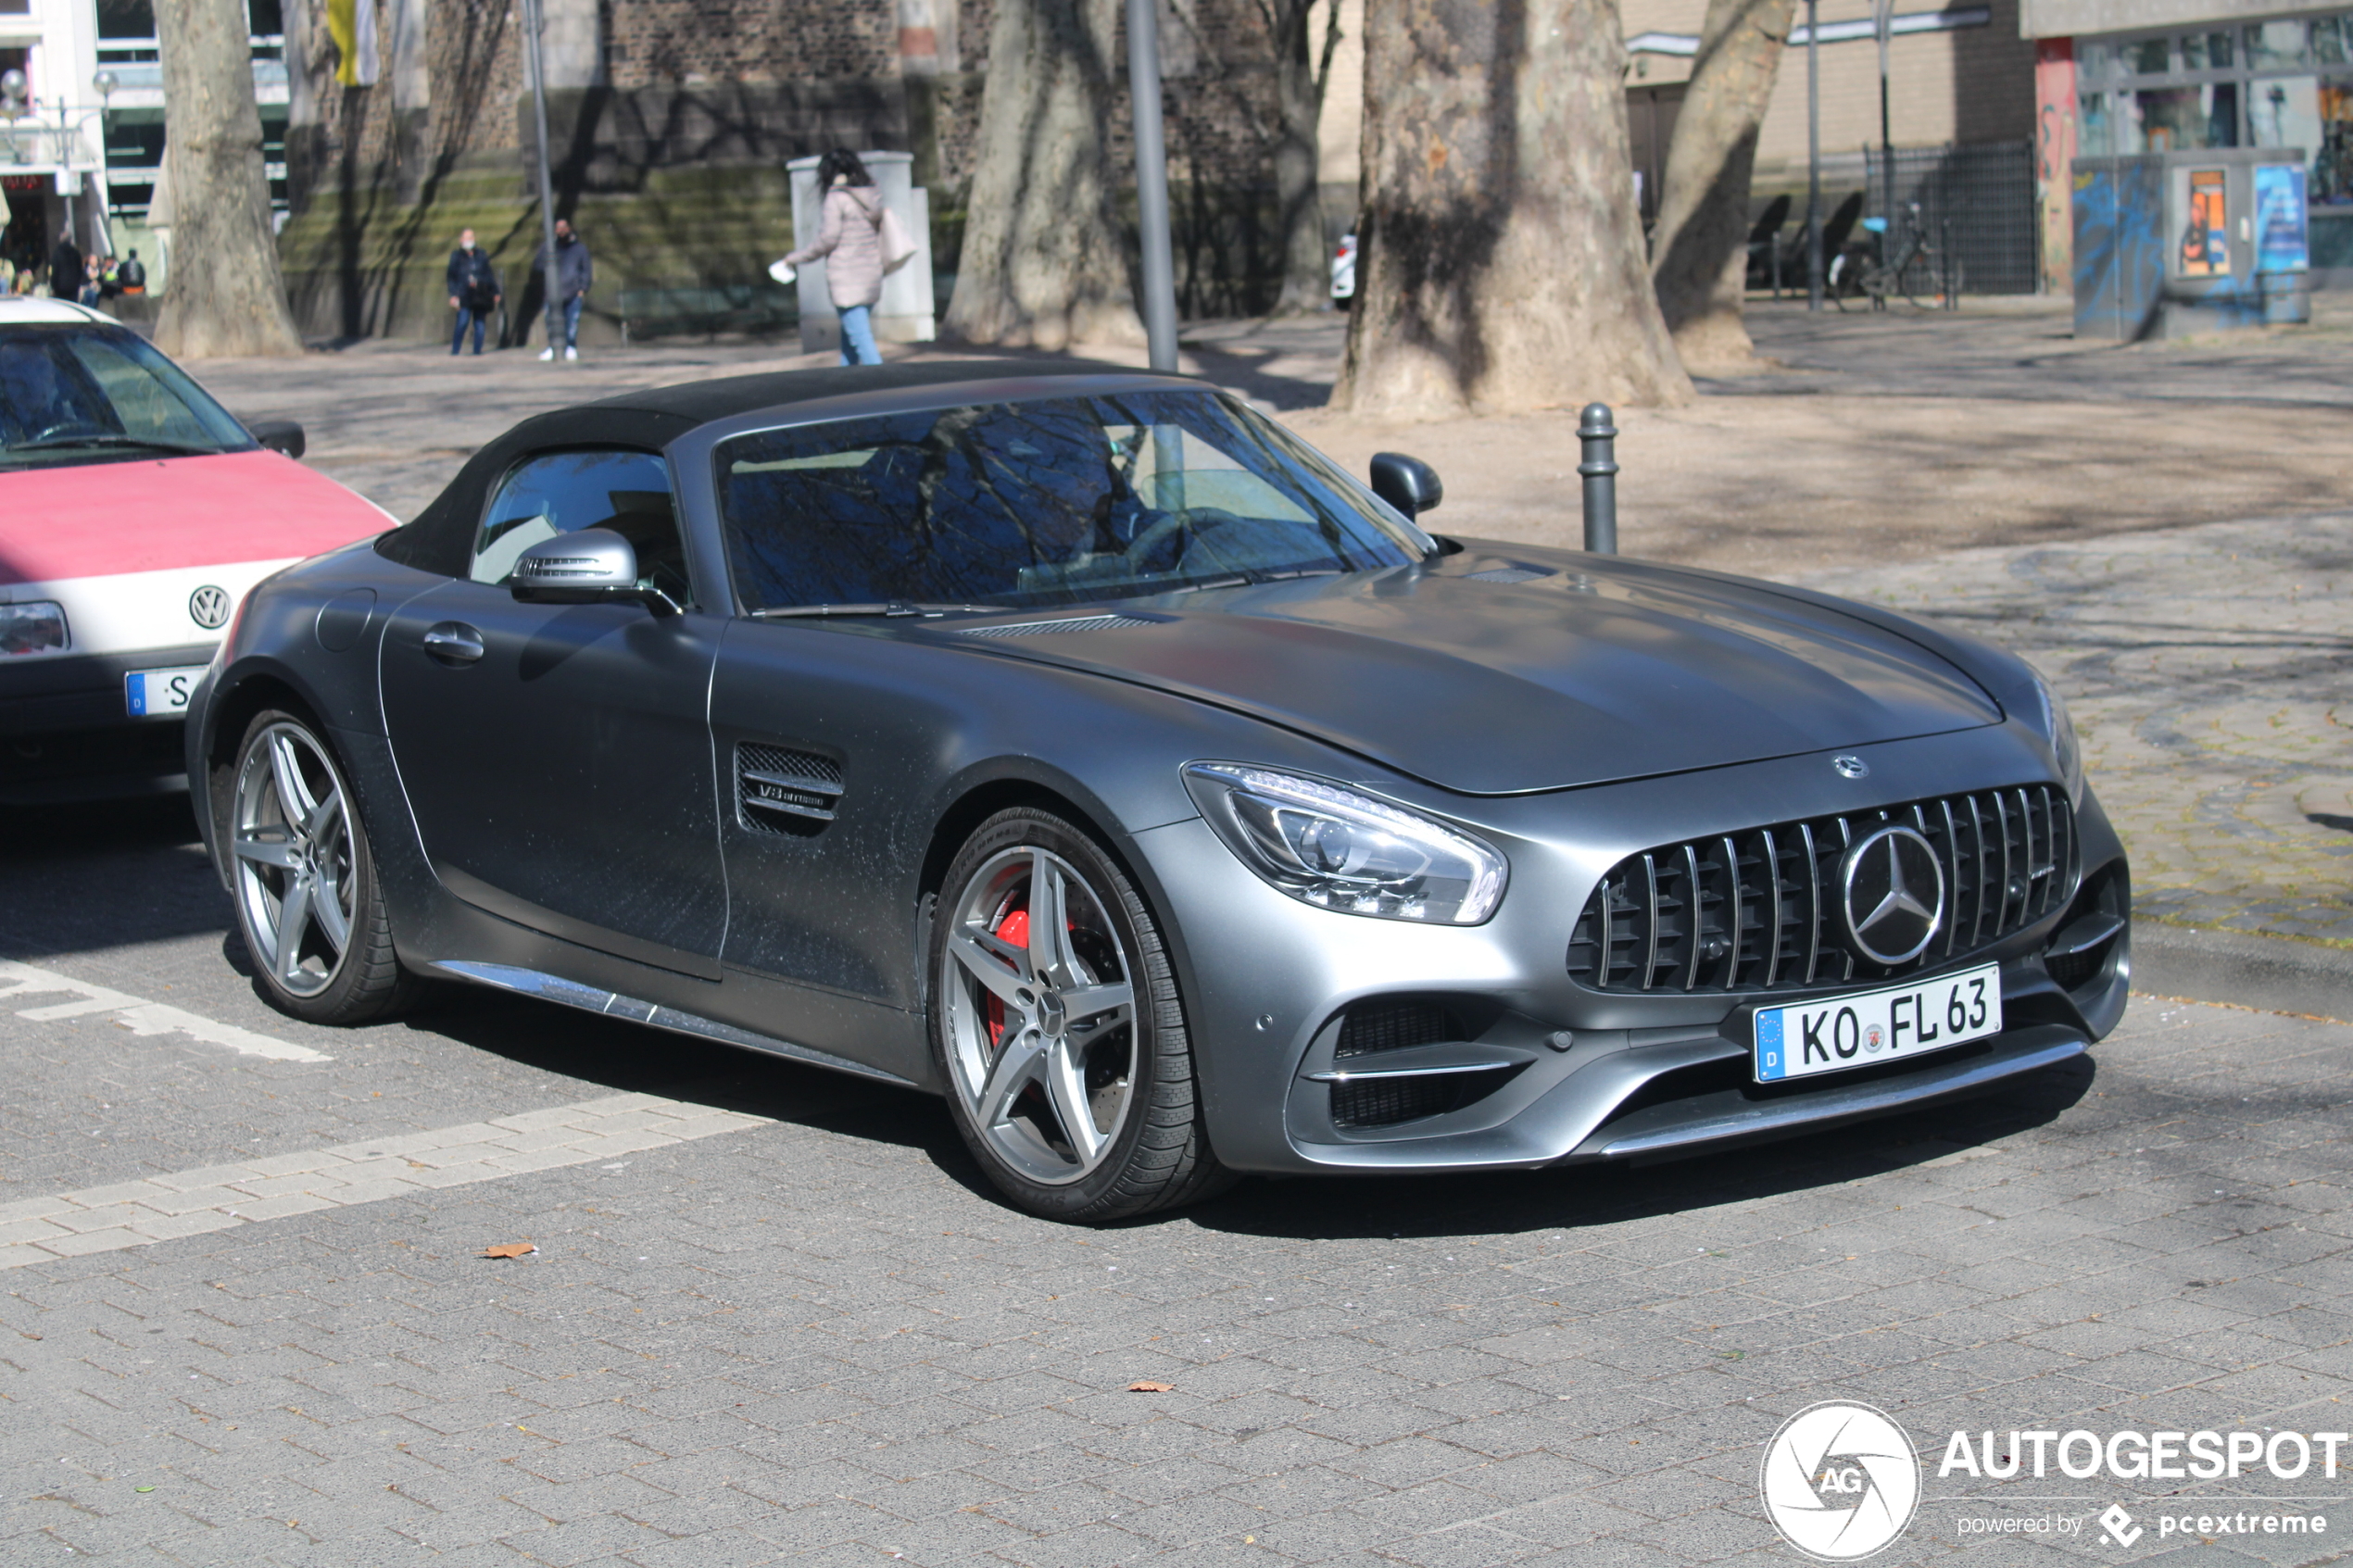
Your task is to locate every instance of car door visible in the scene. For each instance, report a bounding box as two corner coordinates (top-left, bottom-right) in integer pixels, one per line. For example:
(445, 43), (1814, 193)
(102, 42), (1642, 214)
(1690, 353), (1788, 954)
(379, 447), (727, 979)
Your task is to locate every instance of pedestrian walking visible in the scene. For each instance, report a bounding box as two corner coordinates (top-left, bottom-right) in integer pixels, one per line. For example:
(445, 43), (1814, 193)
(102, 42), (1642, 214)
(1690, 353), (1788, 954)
(447, 228), (502, 357)
(782, 150), (897, 367)
(535, 218), (592, 361)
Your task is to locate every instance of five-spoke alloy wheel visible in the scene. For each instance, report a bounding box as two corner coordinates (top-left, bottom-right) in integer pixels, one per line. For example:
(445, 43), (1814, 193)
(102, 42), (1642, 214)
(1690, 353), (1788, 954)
(931, 809), (1228, 1221)
(225, 710), (413, 1023)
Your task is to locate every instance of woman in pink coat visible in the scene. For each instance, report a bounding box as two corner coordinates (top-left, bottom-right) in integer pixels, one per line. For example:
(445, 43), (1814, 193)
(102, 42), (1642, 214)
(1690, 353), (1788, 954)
(785, 149), (888, 366)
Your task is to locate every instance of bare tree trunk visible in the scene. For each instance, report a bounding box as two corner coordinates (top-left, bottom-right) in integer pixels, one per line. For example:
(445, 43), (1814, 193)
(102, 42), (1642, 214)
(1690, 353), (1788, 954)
(1649, 0), (1796, 369)
(1264, 0), (1341, 316)
(942, 0), (1143, 348)
(154, 0), (303, 358)
(1332, 0), (1690, 417)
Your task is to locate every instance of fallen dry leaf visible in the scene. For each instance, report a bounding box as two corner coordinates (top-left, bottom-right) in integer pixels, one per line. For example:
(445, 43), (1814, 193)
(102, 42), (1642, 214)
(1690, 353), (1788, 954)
(480, 1243), (537, 1260)
(1126, 1380), (1175, 1393)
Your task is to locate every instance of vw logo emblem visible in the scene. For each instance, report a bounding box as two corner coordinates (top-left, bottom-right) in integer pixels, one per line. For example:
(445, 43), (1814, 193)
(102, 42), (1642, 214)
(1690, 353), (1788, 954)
(1838, 824), (1946, 966)
(1831, 755), (1869, 780)
(189, 584), (233, 630)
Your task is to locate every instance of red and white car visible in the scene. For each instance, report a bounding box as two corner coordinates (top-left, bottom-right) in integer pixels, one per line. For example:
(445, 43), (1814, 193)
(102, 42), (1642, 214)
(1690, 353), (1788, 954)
(0, 297), (391, 802)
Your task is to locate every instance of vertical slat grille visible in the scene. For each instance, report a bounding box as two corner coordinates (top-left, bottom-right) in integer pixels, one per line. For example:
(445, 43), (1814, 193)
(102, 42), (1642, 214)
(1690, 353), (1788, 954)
(1567, 784), (2079, 994)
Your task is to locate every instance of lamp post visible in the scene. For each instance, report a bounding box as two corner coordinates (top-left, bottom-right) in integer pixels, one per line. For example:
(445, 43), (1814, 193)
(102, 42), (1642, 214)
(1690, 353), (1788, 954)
(1874, 0), (1894, 238)
(1125, 0), (1178, 372)
(1805, 0), (1823, 310)
(520, 0), (561, 361)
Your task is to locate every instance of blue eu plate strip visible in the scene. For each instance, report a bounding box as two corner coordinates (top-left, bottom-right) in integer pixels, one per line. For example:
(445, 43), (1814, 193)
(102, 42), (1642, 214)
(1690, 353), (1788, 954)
(1755, 1009), (1786, 1082)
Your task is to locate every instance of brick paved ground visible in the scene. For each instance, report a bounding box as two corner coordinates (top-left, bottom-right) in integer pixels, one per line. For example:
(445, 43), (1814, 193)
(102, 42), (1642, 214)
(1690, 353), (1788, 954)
(10, 295), (2334, 1563)
(1, 909), (2347, 1565)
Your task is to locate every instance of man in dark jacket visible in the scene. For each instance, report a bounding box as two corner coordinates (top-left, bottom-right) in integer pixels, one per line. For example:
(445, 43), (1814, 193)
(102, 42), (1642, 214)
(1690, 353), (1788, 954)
(48, 234), (81, 301)
(535, 218), (592, 360)
(447, 230), (502, 357)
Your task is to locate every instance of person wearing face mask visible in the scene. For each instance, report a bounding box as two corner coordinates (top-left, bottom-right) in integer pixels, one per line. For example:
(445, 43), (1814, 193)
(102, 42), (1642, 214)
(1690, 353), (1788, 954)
(447, 229), (503, 357)
(535, 218), (593, 361)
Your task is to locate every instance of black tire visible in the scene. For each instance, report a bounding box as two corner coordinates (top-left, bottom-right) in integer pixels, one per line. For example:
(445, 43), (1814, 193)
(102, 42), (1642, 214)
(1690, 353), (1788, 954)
(222, 709), (418, 1025)
(928, 807), (1233, 1223)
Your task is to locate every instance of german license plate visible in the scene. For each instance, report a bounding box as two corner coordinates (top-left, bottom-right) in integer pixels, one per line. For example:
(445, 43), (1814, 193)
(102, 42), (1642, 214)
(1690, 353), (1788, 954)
(124, 665), (208, 719)
(1754, 962), (2001, 1083)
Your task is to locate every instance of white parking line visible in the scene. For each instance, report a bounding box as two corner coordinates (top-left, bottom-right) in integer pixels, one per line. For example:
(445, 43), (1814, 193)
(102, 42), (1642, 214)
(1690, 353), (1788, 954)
(0, 958), (326, 1062)
(0, 1091), (774, 1269)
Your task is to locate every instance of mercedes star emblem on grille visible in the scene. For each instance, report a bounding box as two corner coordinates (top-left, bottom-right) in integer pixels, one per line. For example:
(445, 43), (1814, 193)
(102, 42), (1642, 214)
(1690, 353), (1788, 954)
(188, 584), (233, 630)
(1832, 754), (1869, 779)
(1839, 824), (1946, 965)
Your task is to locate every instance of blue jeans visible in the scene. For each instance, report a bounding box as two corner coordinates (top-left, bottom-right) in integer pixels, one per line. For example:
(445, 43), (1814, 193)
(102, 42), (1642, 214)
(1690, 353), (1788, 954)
(837, 303), (880, 366)
(451, 307), (489, 355)
(560, 294), (584, 351)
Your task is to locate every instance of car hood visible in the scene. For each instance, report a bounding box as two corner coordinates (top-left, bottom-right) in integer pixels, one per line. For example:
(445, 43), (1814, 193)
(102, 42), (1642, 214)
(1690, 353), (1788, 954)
(934, 551), (2003, 796)
(0, 448), (392, 586)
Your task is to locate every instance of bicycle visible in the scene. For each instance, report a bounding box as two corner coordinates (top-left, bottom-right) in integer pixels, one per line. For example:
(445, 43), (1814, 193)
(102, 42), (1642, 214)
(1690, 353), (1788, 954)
(1832, 204), (1963, 311)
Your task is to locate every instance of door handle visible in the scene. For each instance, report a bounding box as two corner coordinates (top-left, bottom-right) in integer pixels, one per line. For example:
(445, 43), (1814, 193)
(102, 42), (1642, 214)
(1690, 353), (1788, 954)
(422, 621), (484, 666)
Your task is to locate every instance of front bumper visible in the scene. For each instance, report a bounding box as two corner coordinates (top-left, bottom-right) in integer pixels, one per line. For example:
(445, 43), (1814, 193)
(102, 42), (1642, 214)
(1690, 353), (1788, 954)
(1139, 724), (2130, 1178)
(0, 642), (215, 801)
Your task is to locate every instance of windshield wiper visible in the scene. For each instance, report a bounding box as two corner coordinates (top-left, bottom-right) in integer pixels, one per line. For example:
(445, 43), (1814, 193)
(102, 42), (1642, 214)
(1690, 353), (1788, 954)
(7, 433), (217, 456)
(749, 601), (1000, 620)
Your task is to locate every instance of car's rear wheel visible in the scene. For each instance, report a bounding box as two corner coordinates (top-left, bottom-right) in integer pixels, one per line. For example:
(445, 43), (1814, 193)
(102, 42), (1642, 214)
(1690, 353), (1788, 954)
(930, 808), (1231, 1222)
(226, 709), (414, 1024)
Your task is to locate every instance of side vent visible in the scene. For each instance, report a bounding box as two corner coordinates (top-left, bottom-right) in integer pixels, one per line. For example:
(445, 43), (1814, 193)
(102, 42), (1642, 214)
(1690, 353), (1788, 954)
(955, 614), (1157, 639)
(737, 743), (844, 834)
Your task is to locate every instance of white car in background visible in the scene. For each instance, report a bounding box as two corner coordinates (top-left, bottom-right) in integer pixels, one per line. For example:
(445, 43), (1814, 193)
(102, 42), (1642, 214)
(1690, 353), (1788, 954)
(0, 297), (391, 802)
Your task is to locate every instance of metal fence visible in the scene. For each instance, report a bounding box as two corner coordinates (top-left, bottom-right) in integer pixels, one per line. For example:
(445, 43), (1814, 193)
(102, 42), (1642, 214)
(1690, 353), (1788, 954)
(1865, 141), (2039, 295)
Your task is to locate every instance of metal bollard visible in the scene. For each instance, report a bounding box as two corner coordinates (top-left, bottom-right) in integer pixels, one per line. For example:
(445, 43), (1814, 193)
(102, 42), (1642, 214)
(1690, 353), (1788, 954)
(1579, 403), (1618, 555)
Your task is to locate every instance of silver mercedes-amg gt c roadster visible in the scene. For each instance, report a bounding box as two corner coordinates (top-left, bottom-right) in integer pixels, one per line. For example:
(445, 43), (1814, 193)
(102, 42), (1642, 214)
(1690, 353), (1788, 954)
(187, 361), (2129, 1221)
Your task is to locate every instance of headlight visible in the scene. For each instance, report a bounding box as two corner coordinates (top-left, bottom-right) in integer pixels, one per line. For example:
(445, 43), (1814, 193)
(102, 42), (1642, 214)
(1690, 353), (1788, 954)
(0, 600), (68, 657)
(2027, 667), (2083, 801)
(1181, 761), (1507, 923)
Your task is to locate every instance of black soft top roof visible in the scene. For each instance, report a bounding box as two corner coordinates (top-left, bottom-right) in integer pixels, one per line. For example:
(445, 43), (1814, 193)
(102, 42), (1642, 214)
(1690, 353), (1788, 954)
(377, 357), (1178, 578)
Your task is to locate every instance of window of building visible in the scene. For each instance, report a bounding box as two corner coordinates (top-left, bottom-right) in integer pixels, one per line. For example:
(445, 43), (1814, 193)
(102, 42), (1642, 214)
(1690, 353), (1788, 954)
(2077, 10), (2353, 170)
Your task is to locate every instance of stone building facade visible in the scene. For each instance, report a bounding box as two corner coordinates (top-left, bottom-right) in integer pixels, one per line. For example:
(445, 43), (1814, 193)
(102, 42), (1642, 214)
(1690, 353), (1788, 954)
(277, 0), (1318, 344)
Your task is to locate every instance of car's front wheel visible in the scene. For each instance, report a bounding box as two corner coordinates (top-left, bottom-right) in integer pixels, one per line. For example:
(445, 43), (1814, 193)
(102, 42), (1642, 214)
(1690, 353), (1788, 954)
(930, 808), (1231, 1222)
(225, 709), (415, 1024)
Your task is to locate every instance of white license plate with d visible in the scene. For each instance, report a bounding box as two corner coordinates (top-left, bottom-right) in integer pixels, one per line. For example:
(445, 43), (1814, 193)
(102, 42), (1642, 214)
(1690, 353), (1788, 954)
(1754, 963), (2001, 1083)
(124, 665), (208, 719)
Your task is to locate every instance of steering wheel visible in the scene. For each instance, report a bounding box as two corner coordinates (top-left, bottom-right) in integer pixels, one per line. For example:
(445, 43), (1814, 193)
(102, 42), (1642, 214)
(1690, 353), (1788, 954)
(28, 420), (108, 444)
(1119, 506), (1244, 573)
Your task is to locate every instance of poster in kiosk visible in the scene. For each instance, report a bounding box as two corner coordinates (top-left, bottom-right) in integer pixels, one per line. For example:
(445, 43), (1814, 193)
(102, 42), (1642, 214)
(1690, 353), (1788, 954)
(2074, 146), (2311, 339)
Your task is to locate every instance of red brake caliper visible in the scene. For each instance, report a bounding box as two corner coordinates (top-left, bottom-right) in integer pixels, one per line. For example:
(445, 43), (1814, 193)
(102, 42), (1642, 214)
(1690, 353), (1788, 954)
(985, 903), (1030, 1049)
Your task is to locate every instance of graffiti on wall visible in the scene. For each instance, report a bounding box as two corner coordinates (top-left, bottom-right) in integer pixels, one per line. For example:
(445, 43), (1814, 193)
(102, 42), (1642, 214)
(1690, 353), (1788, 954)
(2071, 160), (2165, 340)
(2036, 40), (2079, 294)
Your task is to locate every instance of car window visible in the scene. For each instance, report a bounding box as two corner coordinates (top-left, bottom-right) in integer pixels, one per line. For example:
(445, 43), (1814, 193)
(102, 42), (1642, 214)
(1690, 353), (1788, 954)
(714, 389), (1426, 613)
(472, 448), (689, 604)
(0, 327), (254, 462)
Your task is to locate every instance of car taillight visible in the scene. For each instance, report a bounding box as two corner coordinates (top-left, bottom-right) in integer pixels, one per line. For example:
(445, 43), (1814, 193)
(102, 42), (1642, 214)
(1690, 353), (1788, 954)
(0, 600), (68, 656)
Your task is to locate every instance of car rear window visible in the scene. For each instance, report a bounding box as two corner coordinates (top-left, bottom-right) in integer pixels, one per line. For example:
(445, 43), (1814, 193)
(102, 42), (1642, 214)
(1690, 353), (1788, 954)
(713, 389), (1428, 613)
(0, 327), (254, 465)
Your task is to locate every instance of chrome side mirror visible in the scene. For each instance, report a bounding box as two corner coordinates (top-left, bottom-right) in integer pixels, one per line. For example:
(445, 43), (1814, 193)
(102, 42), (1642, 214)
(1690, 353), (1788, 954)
(510, 529), (677, 615)
(1369, 452), (1442, 521)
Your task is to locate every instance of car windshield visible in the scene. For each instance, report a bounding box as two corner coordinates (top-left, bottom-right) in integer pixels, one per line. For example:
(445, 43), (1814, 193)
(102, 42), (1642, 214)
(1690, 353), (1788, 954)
(0, 327), (256, 465)
(714, 388), (1430, 612)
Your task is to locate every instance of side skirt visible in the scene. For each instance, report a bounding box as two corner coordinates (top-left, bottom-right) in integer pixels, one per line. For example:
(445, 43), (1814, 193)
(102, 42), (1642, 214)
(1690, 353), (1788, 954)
(426, 959), (920, 1088)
